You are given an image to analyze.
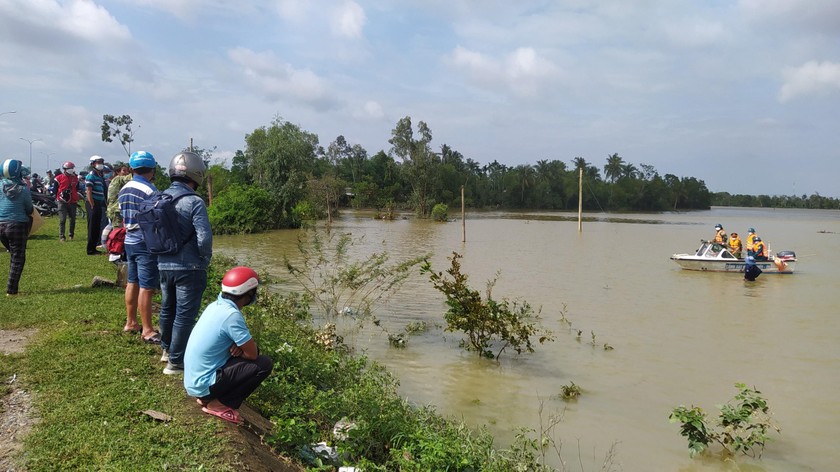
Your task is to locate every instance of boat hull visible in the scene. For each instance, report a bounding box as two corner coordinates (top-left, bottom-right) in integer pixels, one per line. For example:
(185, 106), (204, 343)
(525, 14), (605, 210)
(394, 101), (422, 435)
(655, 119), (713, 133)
(670, 257), (795, 274)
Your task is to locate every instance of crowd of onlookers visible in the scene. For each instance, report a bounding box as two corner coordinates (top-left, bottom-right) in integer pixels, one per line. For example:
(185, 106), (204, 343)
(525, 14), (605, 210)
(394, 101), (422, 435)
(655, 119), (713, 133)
(1, 152), (272, 425)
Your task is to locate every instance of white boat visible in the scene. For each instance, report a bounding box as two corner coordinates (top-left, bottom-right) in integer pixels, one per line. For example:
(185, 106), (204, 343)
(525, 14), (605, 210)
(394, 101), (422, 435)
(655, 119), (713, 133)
(670, 241), (796, 274)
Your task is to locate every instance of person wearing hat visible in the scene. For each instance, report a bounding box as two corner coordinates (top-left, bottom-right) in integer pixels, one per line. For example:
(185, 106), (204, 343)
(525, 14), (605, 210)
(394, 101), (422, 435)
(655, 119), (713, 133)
(752, 237), (768, 261)
(745, 227), (758, 257)
(0, 159), (34, 296)
(712, 223), (727, 246)
(85, 155), (107, 255)
(744, 256), (762, 281)
(184, 266), (273, 424)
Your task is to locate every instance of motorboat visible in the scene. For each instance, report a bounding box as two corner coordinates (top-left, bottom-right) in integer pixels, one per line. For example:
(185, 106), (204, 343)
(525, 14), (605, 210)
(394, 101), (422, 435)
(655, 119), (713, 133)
(670, 240), (796, 274)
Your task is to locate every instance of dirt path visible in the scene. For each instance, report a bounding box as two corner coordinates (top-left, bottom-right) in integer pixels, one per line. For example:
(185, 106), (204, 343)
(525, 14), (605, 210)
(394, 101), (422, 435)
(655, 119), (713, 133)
(0, 329), (38, 472)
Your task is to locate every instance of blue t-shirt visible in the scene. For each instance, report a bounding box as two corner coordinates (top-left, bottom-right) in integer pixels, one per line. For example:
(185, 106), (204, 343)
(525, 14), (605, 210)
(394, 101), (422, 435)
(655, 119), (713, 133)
(184, 294), (253, 397)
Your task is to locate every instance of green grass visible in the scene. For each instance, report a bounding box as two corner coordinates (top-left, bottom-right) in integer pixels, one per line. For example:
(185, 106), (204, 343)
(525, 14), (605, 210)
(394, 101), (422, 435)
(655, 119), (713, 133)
(0, 217), (232, 471)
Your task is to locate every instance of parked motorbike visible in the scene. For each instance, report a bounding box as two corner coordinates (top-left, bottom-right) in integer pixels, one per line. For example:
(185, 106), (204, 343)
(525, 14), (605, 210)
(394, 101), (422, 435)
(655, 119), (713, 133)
(31, 191), (58, 216)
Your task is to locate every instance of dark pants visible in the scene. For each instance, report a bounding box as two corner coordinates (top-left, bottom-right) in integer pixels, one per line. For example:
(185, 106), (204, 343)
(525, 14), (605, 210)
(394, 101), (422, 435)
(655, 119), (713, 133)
(200, 355), (273, 409)
(57, 201), (77, 239)
(0, 221), (28, 294)
(159, 270), (208, 365)
(86, 200), (104, 254)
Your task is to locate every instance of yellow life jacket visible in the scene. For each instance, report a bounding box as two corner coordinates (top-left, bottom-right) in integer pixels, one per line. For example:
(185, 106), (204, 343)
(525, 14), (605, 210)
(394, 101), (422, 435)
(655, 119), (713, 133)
(754, 241), (767, 257)
(714, 229), (726, 244)
(728, 237), (742, 251)
(746, 233), (756, 250)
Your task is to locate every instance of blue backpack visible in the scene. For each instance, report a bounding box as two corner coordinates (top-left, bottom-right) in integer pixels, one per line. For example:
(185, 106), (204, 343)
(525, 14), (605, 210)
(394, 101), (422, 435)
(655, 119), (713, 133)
(136, 191), (192, 255)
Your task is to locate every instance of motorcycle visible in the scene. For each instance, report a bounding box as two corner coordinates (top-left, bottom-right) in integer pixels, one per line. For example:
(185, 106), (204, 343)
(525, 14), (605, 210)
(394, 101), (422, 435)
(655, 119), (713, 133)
(31, 191), (58, 216)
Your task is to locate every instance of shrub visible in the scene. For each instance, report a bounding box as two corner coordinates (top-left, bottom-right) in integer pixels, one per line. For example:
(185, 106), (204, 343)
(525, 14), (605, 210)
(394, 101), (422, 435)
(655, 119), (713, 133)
(431, 203), (448, 221)
(207, 184), (276, 234)
(669, 383), (781, 458)
(421, 252), (554, 359)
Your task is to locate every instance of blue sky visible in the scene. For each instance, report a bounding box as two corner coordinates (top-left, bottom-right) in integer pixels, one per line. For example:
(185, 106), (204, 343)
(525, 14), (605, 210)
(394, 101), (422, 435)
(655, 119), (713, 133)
(1, 0), (838, 197)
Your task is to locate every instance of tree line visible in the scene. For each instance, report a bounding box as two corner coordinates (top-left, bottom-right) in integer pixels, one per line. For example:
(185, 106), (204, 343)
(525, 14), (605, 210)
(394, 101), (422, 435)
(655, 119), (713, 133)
(104, 114), (719, 232)
(711, 192), (840, 210)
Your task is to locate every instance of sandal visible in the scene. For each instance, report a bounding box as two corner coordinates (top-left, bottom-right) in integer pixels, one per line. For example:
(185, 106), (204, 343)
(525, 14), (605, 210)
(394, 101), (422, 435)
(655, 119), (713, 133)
(143, 331), (161, 344)
(202, 406), (242, 425)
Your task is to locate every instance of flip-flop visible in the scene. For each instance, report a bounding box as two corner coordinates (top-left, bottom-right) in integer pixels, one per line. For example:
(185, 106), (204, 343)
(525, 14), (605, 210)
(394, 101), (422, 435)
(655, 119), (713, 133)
(202, 406), (242, 425)
(143, 332), (161, 344)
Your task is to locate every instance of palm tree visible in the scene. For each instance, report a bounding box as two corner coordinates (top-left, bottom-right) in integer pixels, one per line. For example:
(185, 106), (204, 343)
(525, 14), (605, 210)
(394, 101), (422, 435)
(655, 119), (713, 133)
(604, 153), (624, 183)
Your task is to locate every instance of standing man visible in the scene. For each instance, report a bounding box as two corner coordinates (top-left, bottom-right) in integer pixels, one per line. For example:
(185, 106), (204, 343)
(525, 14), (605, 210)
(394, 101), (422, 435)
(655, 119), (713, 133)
(184, 267), (273, 424)
(159, 152), (212, 375)
(106, 166), (132, 228)
(0, 159), (34, 296)
(55, 161), (80, 242)
(85, 155), (107, 255)
(118, 151), (160, 343)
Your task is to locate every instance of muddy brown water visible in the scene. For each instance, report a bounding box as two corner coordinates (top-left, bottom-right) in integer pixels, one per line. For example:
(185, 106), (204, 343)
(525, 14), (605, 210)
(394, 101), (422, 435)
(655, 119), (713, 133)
(215, 207), (840, 471)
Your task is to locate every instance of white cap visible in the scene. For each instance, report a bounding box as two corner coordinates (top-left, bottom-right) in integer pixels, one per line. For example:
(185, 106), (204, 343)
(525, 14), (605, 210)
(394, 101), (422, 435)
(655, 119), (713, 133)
(89, 155), (104, 162)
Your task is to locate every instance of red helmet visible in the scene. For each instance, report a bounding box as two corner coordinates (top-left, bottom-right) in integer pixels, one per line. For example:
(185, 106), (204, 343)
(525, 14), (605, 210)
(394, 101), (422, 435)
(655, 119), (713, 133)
(221, 266), (260, 295)
(62, 161), (75, 170)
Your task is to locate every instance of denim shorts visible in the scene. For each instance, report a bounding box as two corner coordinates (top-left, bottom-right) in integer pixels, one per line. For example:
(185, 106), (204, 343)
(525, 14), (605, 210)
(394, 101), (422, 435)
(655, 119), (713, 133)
(125, 242), (159, 289)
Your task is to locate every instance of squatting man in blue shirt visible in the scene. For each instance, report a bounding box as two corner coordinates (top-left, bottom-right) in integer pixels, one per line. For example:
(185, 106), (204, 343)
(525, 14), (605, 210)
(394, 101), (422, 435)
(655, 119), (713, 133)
(183, 266), (274, 424)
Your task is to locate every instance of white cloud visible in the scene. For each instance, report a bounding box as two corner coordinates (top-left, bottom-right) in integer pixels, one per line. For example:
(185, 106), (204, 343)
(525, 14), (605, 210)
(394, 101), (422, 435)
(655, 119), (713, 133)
(331, 1), (365, 39)
(227, 47), (336, 108)
(275, 0), (310, 22)
(449, 45), (559, 97)
(779, 61), (840, 102)
(60, 106), (99, 152)
(0, 0), (131, 45)
(351, 100), (384, 120)
(662, 18), (727, 47)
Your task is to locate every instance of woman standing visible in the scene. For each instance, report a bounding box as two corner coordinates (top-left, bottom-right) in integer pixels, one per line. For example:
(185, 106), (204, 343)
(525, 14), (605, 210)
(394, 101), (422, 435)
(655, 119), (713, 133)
(0, 159), (34, 296)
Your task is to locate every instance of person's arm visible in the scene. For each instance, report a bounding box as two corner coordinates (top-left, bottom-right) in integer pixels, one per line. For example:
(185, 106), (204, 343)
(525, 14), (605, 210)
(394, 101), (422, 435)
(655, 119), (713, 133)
(230, 339), (258, 360)
(192, 200), (213, 261)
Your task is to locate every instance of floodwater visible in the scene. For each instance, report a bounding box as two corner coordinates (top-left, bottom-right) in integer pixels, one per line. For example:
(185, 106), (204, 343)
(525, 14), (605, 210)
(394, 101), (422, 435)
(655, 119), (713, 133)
(214, 207), (840, 471)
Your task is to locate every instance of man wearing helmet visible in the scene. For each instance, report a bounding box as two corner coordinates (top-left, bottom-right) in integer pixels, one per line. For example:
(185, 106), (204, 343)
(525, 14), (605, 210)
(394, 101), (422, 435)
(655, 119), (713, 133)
(55, 161), (80, 242)
(0, 159), (34, 296)
(157, 151), (213, 375)
(85, 155), (107, 255)
(118, 151), (161, 343)
(184, 266), (273, 424)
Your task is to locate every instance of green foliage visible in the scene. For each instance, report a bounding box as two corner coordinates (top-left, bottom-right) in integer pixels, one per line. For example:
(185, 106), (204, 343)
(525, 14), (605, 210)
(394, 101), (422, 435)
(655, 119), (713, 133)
(290, 200), (320, 228)
(100, 113), (135, 157)
(669, 383), (780, 459)
(283, 229), (427, 323)
(431, 203), (448, 221)
(558, 381), (581, 400)
(207, 184), (276, 234)
(421, 252), (554, 359)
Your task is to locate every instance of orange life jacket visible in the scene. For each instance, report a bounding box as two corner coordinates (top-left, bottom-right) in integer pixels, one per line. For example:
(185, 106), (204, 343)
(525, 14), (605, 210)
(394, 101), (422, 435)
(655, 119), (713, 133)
(753, 241), (767, 257)
(714, 229), (726, 244)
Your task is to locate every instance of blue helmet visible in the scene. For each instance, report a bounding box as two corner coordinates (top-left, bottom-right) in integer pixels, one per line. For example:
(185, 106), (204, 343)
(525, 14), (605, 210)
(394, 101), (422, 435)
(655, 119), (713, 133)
(129, 151), (156, 169)
(2, 159), (23, 179)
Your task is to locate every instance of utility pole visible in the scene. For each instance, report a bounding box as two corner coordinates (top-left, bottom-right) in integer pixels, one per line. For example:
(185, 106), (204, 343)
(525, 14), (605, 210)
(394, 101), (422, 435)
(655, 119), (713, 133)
(19, 137), (42, 171)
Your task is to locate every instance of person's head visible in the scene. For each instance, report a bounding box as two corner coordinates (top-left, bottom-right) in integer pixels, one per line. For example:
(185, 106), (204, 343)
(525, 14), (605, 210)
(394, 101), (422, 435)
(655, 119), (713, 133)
(2, 159), (23, 180)
(731, 232), (738, 238)
(118, 165), (130, 176)
(62, 161), (76, 175)
(129, 151), (157, 178)
(714, 224), (723, 231)
(168, 151), (206, 189)
(748, 227), (755, 233)
(46, 170), (53, 178)
(221, 266), (260, 309)
(754, 236), (762, 243)
(89, 155), (105, 172)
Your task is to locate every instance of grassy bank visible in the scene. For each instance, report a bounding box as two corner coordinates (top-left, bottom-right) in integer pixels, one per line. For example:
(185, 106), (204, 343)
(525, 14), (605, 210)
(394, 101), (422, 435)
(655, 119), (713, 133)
(1, 217), (556, 471)
(0, 217), (274, 470)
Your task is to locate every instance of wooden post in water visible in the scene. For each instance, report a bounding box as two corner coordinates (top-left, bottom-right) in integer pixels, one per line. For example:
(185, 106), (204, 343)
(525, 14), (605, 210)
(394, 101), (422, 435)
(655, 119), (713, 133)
(578, 167), (583, 232)
(461, 185), (466, 242)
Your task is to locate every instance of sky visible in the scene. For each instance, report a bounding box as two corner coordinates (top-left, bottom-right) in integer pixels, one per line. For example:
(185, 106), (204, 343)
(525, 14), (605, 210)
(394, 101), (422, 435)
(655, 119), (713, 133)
(1, 0), (839, 197)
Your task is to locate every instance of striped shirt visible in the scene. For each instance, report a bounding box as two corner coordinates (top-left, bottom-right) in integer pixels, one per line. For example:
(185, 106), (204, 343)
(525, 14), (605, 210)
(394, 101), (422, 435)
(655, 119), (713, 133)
(118, 175), (157, 246)
(85, 172), (106, 202)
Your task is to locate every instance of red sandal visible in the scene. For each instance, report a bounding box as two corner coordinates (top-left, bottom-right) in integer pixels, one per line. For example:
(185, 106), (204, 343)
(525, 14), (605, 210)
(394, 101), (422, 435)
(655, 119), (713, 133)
(202, 406), (242, 425)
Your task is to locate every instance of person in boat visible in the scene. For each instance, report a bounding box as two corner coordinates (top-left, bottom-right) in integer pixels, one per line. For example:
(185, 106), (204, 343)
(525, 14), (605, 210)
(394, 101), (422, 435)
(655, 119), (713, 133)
(752, 237), (768, 261)
(744, 256), (762, 281)
(712, 224), (727, 247)
(728, 232), (742, 258)
(745, 227), (757, 256)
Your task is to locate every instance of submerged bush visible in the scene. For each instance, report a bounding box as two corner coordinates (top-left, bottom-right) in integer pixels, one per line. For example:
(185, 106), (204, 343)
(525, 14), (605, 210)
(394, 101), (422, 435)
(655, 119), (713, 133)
(431, 203), (448, 221)
(208, 184), (276, 234)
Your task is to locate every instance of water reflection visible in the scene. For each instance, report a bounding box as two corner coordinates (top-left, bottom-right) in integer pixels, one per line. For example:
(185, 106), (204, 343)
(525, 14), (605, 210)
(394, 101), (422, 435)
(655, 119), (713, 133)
(214, 208), (840, 472)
